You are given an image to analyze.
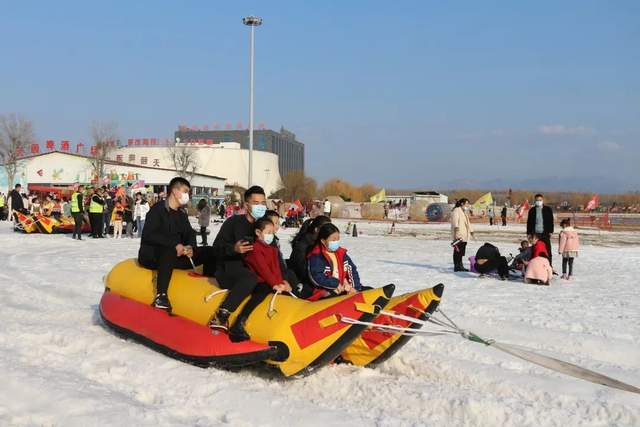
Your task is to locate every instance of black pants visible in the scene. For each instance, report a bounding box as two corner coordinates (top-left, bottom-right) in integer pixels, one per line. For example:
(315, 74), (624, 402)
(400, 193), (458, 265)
(539, 234), (552, 267)
(501, 217), (507, 226)
(90, 213), (103, 237)
(216, 267), (259, 313)
(200, 226), (208, 246)
(139, 246), (215, 295)
(489, 217), (494, 226)
(103, 211), (112, 235)
(453, 241), (467, 268)
(73, 212), (84, 237)
(562, 257), (574, 276)
(476, 256), (509, 278)
(235, 283), (272, 320)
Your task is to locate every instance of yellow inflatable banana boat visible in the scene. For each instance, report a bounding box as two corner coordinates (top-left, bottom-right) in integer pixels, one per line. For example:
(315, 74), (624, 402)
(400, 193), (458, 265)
(101, 259), (444, 377)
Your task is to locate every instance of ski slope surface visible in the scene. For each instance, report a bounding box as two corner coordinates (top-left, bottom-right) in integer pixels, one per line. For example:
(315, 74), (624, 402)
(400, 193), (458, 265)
(0, 220), (638, 426)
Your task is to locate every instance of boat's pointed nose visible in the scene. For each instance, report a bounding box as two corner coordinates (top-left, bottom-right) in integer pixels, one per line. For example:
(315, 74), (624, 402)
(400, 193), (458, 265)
(382, 283), (396, 298)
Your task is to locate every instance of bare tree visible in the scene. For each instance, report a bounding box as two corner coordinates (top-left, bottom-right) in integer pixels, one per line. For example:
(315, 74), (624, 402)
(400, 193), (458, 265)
(168, 143), (199, 180)
(0, 114), (34, 192)
(273, 171), (317, 202)
(89, 121), (118, 181)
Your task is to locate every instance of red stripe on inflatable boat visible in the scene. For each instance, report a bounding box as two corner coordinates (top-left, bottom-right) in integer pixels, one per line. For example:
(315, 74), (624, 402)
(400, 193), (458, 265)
(360, 294), (424, 350)
(100, 291), (271, 357)
(290, 293), (366, 350)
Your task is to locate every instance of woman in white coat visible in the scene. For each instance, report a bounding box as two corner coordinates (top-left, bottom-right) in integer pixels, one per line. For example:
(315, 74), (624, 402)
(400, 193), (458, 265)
(134, 193), (150, 238)
(450, 198), (474, 272)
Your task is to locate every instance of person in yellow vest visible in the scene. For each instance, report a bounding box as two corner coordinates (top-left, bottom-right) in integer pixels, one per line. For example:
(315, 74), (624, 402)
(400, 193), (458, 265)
(0, 192), (6, 221)
(89, 187), (106, 238)
(70, 185), (86, 240)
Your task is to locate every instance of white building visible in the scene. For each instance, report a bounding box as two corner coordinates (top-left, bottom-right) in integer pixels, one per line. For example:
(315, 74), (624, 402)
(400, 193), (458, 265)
(5, 151), (225, 195)
(112, 142), (283, 196)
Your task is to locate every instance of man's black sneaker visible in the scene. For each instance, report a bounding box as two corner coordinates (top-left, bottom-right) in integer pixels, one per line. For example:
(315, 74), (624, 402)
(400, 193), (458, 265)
(153, 293), (171, 311)
(209, 308), (231, 332)
(454, 266), (469, 272)
(229, 317), (250, 343)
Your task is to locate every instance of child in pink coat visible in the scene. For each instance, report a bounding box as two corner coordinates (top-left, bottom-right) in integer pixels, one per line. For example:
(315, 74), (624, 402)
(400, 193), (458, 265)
(525, 253), (553, 285)
(558, 218), (579, 280)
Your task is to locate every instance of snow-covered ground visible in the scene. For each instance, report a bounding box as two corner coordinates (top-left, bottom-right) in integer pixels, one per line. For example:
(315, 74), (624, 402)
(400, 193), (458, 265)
(0, 219), (639, 426)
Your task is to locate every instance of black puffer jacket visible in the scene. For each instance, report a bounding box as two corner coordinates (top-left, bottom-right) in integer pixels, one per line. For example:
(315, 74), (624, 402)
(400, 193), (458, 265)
(288, 233), (316, 284)
(475, 243), (501, 262)
(138, 201), (196, 263)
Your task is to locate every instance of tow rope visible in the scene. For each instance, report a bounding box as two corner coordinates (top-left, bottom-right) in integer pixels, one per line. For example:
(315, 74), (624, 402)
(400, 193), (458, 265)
(341, 307), (640, 394)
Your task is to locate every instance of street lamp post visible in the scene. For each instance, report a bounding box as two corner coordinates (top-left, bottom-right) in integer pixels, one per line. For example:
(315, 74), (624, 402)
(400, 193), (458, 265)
(243, 15), (262, 187)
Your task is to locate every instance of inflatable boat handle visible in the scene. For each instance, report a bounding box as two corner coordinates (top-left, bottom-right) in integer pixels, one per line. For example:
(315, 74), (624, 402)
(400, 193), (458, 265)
(267, 290), (298, 319)
(204, 289), (228, 303)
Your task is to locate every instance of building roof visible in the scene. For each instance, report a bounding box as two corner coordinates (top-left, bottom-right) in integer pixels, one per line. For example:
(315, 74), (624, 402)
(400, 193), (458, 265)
(16, 150), (226, 181)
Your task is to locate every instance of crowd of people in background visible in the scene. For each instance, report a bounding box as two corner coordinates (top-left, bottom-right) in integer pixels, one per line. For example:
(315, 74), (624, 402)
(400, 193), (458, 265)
(452, 193), (580, 285)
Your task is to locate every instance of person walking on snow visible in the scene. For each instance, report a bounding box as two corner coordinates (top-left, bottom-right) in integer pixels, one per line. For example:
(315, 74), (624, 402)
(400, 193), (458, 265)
(451, 198), (474, 272)
(558, 218), (579, 280)
(134, 193), (150, 238)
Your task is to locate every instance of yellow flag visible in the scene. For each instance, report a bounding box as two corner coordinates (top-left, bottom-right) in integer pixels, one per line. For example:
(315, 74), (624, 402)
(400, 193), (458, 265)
(473, 192), (493, 211)
(370, 188), (386, 203)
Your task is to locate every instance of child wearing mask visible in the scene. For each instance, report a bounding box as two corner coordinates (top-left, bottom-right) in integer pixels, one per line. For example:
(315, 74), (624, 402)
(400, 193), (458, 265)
(244, 217), (292, 293)
(558, 218), (579, 280)
(235, 217), (291, 342)
(265, 210), (313, 299)
(111, 201), (125, 238)
(307, 223), (362, 297)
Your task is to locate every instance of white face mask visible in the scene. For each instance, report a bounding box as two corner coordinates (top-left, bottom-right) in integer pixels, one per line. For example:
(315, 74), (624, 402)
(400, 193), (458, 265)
(179, 192), (190, 205)
(535, 200), (543, 207)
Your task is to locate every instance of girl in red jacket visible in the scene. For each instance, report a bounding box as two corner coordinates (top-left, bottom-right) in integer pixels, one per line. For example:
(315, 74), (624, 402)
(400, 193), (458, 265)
(244, 217), (292, 293)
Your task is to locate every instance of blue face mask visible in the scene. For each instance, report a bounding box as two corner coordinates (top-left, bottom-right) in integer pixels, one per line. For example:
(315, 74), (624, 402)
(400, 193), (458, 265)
(251, 204), (267, 219)
(262, 233), (274, 245)
(327, 240), (341, 252)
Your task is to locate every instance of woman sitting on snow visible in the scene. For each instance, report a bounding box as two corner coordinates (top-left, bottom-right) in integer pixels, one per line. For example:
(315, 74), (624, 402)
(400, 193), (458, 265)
(307, 223), (363, 298)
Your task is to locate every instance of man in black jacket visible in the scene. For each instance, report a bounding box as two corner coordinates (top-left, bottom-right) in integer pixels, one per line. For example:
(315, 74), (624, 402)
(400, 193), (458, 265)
(527, 193), (555, 267)
(209, 185), (268, 341)
(9, 184), (25, 213)
(138, 177), (215, 311)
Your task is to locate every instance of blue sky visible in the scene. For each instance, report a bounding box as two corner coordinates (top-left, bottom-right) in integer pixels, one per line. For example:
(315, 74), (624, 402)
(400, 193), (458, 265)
(1, 1), (638, 191)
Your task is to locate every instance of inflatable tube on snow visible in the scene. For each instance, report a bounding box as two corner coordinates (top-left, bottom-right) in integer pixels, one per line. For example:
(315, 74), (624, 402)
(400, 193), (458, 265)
(100, 291), (277, 367)
(52, 216), (91, 234)
(103, 259), (395, 377)
(13, 211), (39, 233)
(340, 284), (444, 367)
(34, 213), (58, 234)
